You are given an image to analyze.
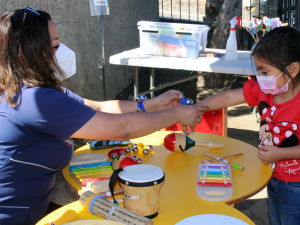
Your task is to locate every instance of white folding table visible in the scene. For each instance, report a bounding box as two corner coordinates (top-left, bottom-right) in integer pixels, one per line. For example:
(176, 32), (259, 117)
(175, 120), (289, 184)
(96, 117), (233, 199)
(109, 48), (258, 98)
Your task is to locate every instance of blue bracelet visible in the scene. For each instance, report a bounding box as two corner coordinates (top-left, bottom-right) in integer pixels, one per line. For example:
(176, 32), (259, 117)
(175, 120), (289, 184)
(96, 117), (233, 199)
(136, 95), (147, 112)
(180, 97), (193, 105)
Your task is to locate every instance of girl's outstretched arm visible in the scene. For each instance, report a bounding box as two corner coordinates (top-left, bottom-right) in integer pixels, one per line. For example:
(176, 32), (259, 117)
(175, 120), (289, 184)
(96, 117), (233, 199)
(196, 88), (246, 111)
(182, 88), (246, 135)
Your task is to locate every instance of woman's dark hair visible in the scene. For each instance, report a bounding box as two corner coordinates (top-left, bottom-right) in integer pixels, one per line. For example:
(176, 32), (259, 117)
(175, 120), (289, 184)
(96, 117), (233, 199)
(0, 9), (65, 107)
(252, 26), (300, 90)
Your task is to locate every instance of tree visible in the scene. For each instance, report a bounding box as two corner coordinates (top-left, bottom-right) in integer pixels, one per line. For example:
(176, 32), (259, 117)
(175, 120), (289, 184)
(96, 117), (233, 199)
(202, 0), (242, 89)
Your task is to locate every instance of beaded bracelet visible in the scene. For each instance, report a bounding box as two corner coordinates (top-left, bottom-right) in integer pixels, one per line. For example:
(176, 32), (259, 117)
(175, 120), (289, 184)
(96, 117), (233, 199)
(136, 95), (147, 112)
(86, 194), (106, 215)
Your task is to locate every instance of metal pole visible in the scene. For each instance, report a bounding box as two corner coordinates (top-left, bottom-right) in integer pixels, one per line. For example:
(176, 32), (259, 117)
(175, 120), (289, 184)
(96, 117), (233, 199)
(162, 0), (164, 21)
(138, 72), (211, 96)
(189, 0), (190, 21)
(150, 68), (155, 98)
(259, 0), (261, 18)
(134, 67), (139, 99)
(97, 15), (106, 101)
(180, 0), (181, 20)
(296, 0), (300, 28)
(171, 0), (173, 20)
(197, 0), (199, 22)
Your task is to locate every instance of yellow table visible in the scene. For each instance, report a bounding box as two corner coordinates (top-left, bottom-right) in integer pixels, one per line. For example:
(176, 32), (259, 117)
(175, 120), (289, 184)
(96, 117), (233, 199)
(37, 131), (272, 225)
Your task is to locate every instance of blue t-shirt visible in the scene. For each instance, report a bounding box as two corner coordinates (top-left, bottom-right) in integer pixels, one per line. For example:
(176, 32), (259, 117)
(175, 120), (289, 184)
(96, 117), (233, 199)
(0, 84), (96, 225)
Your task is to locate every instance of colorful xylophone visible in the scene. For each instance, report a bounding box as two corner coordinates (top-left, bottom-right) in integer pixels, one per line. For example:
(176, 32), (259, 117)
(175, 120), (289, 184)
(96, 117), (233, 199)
(69, 154), (113, 189)
(198, 163), (231, 187)
(196, 162), (233, 202)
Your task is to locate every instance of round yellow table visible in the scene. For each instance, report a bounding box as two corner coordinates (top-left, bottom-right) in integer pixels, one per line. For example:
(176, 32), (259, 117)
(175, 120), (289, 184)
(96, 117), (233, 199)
(37, 131), (272, 225)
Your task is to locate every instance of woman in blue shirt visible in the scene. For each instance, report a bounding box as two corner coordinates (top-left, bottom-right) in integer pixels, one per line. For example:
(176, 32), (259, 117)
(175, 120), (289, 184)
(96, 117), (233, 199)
(0, 8), (207, 225)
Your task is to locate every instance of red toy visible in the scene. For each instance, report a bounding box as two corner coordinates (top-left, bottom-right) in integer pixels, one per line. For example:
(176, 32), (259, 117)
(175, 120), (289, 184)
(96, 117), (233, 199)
(112, 155), (138, 170)
(108, 148), (127, 159)
(164, 133), (224, 153)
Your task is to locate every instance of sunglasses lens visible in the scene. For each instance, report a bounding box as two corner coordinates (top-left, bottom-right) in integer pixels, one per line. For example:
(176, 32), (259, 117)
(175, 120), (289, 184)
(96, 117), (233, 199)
(24, 7), (40, 16)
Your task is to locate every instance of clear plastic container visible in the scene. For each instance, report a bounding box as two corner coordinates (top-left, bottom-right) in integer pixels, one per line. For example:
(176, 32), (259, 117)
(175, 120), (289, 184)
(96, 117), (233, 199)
(137, 21), (210, 58)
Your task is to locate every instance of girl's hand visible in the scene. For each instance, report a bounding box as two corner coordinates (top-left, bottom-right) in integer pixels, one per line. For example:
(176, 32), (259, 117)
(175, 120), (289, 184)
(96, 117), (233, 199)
(258, 145), (284, 164)
(150, 90), (183, 111)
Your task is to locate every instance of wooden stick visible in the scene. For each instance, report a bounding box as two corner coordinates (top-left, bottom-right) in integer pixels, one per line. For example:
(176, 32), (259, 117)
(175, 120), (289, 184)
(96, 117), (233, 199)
(102, 188), (124, 197)
(204, 152), (244, 171)
(78, 187), (124, 197)
(195, 141), (224, 148)
(79, 191), (153, 225)
(202, 153), (244, 163)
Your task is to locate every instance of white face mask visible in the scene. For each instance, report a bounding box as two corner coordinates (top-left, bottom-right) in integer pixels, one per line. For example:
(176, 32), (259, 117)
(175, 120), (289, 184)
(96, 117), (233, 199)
(54, 43), (76, 80)
(256, 66), (290, 95)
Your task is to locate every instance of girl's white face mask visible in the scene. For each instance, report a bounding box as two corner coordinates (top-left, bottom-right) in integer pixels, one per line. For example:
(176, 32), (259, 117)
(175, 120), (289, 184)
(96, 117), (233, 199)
(54, 43), (76, 80)
(256, 67), (290, 95)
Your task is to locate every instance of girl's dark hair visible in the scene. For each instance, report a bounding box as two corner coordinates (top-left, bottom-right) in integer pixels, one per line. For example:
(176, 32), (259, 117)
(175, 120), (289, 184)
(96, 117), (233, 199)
(0, 9), (65, 107)
(252, 26), (300, 89)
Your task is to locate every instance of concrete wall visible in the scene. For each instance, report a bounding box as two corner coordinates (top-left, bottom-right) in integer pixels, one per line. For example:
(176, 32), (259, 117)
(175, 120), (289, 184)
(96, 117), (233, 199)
(0, 0), (159, 100)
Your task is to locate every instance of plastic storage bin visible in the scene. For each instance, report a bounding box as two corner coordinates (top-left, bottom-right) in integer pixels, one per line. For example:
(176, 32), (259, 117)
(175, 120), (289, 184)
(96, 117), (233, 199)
(138, 21), (210, 58)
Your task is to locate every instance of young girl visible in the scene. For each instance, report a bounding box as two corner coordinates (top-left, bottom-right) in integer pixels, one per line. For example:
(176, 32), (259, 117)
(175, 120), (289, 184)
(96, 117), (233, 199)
(194, 26), (300, 225)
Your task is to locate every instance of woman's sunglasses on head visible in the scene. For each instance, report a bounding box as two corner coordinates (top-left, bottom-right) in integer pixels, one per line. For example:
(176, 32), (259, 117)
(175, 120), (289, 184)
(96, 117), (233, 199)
(16, 7), (40, 49)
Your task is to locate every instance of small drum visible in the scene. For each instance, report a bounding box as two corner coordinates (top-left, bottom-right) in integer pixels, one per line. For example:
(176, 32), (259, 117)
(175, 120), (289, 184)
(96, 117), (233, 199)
(110, 164), (165, 218)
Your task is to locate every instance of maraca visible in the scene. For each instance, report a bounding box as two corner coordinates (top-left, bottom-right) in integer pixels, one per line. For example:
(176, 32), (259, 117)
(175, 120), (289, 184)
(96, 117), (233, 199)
(164, 133), (224, 153)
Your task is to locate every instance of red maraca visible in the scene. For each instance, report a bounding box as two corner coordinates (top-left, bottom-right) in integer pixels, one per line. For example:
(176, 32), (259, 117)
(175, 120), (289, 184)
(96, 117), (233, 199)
(164, 133), (224, 153)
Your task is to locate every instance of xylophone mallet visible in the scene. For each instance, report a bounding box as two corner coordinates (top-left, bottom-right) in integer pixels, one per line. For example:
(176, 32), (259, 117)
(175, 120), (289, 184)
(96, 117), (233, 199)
(202, 153), (244, 163)
(204, 151), (244, 171)
(164, 133), (224, 153)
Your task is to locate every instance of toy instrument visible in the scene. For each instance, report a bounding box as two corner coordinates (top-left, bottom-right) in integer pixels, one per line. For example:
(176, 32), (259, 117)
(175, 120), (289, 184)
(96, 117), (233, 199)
(164, 133), (224, 152)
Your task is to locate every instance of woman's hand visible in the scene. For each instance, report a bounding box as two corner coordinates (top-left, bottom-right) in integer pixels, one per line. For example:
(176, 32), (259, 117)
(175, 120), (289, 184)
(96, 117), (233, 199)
(146, 90), (183, 112)
(178, 104), (209, 135)
(180, 104), (209, 135)
(175, 104), (208, 127)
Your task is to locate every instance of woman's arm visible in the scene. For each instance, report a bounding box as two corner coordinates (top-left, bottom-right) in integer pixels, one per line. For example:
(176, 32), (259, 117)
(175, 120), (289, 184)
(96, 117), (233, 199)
(70, 104), (209, 141)
(84, 90), (183, 113)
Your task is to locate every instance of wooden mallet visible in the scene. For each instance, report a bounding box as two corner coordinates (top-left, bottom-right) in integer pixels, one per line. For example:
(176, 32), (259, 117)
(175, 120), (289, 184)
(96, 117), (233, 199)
(164, 133), (224, 153)
(202, 153), (244, 163)
(204, 151), (244, 171)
